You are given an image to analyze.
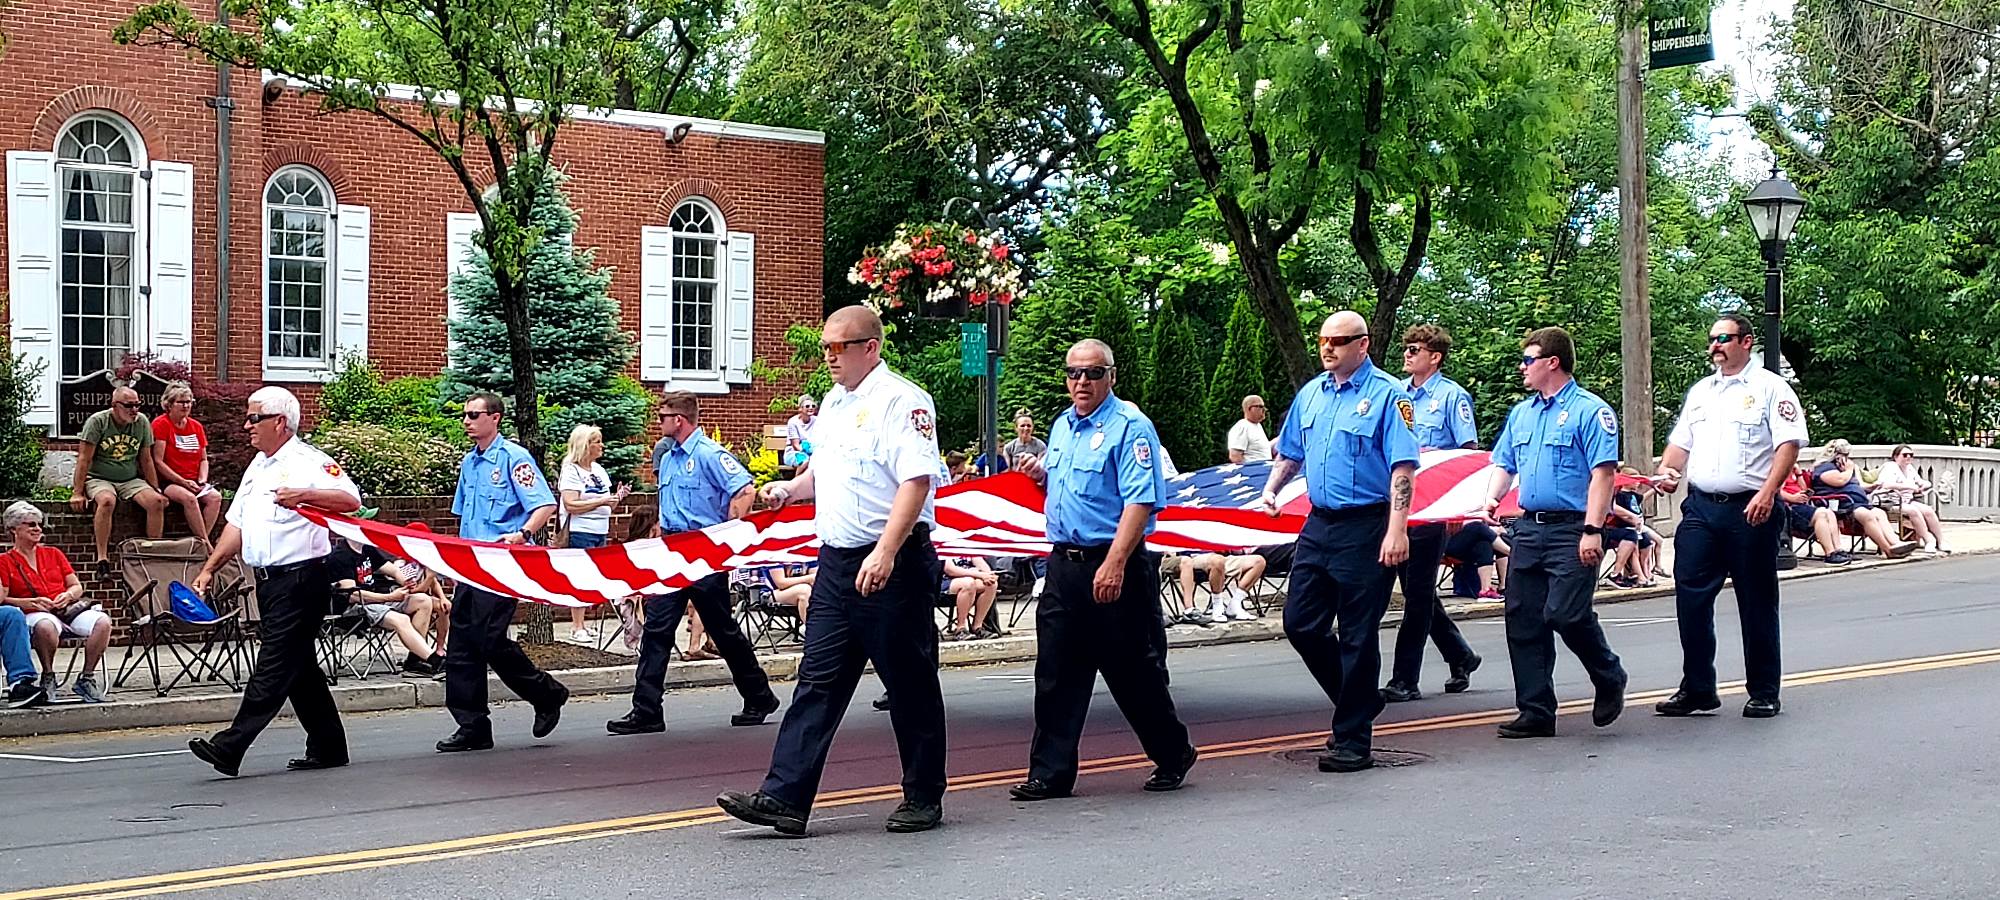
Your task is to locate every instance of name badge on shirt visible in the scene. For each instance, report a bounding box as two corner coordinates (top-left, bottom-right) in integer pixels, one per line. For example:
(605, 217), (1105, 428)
(1355, 398), (1371, 416)
(1557, 410), (1570, 427)
(1090, 431), (1105, 450)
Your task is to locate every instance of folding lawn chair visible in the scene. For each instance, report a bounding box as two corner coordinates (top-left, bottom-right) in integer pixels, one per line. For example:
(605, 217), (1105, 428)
(111, 537), (255, 697)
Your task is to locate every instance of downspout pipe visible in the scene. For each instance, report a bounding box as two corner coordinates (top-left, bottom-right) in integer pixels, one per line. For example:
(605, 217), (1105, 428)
(208, 2), (234, 381)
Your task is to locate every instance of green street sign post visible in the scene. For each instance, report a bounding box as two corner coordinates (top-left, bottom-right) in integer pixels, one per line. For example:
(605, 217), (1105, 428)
(961, 322), (986, 376)
(1648, 16), (1715, 69)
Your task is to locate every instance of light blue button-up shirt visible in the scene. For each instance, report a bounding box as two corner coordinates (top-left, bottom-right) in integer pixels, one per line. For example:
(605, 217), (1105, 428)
(453, 436), (556, 541)
(656, 429), (754, 533)
(1490, 379), (1620, 513)
(1275, 358), (1420, 510)
(1043, 394), (1166, 545)
(1404, 372), (1478, 451)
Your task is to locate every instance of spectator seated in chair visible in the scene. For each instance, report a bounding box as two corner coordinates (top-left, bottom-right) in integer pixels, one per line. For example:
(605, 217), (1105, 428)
(70, 386), (171, 580)
(1780, 467), (1852, 564)
(940, 556), (1000, 640)
(1, 500), (111, 702)
(767, 564), (816, 626)
(1444, 520), (1506, 599)
(1810, 440), (1918, 559)
(151, 381), (223, 542)
(2, 604), (50, 708)
(1603, 472), (1662, 588)
(328, 538), (445, 677)
(1177, 550), (1265, 623)
(1871, 444), (1949, 556)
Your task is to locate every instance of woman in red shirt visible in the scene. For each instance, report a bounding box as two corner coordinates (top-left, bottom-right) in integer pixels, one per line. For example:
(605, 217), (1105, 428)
(151, 382), (221, 540)
(1, 501), (111, 702)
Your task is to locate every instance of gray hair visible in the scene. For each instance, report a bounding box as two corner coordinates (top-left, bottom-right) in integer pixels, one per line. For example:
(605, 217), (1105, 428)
(1821, 438), (1852, 461)
(3, 500), (44, 530)
(248, 385), (302, 432)
(1068, 338), (1116, 367)
(162, 381), (195, 405)
(798, 394), (816, 408)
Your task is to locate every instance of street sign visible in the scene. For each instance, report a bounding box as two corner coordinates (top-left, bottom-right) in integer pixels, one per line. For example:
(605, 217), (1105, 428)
(1648, 16), (1715, 69)
(961, 323), (987, 377)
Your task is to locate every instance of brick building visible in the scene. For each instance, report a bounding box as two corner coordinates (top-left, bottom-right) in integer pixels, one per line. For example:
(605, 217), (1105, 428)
(1, 0), (825, 459)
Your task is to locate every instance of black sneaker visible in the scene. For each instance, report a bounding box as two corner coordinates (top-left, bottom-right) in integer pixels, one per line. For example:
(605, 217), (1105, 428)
(1824, 551), (1855, 565)
(1654, 689), (1722, 717)
(4, 679), (48, 709)
(885, 800), (943, 833)
(94, 558), (115, 581)
(716, 790), (808, 836)
(1444, 653), (1482, 694)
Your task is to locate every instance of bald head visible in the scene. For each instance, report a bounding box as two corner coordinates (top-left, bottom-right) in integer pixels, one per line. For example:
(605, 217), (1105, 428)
(826, 305), (884, 342)
(823, 304), (886, 390)
(109, 386), (141, 424)
(1323, 310), (1368, 335)
(1316, 310), (1371, 379)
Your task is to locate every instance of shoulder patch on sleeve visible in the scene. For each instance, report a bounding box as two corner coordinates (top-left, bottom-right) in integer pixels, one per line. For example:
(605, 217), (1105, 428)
(323, 462), (343, 478)
(1778, 399), (1799, 423)
(910, 408), (935, 439)
(1396, 398), (1416, 431)
(719, 453), (744, 475)
(512, 461), (540, 488)
(1597, 406), (1618, 435)
(1457, 398), (1473, 423)
(1133, 436), (1154, 468)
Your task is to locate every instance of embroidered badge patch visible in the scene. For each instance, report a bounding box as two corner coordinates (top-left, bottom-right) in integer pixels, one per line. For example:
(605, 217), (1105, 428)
(1355, 398), (1372, 416)
(1557, 410), (1570, 428)
(1396, 398), (1416, 430)
(1427, 398), (1441, 414)
(1741, 393), (1757, 410)
(1778, 399), (1798, 422)
(323, 462), (343, 478)
(720, 454), (744, 475)
(1134, 436), (1154, 468)
(489, 469), (503, 485)
(1597, 407), (1618, 435)
(910, 408), (935, 439)
(1090, 431), (1105, 451)
(684, 457), (696, 474)
(512, 462), (539, 488)
(1457, 399), (1474, 424)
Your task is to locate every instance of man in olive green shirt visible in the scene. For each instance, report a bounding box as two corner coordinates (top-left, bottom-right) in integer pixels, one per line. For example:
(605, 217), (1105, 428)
(70, 386), (168, 577)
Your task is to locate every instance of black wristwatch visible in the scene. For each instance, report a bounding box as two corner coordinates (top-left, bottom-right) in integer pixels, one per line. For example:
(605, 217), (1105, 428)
(1581, 524), (1603, 536)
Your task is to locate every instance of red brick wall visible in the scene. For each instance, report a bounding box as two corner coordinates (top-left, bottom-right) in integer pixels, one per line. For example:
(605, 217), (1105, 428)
(1, 0), (824, 449)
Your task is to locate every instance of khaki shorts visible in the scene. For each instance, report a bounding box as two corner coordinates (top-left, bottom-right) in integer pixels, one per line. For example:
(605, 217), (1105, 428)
(85, 477), (157, 502)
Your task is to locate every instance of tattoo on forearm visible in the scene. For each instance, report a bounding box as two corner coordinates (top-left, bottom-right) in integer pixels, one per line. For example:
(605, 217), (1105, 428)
(1392, 474), (1412, 512)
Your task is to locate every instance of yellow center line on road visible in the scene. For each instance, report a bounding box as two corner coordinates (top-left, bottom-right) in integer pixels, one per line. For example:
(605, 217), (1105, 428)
(11, 647), (1999, 900)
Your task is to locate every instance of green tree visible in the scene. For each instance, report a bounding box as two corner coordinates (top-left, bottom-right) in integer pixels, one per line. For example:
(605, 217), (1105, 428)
(1206, 293), (1269, 455)
(0, 332), (47, 498)
(1144, 300), (1211, 469)
(119, 0), (640, 461)
(1091, 294), (1148, 405)
(443, 176), (651, 482)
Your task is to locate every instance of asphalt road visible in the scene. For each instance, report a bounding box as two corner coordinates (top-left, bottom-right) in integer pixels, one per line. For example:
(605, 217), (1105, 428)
(5, 556), (1999, 899)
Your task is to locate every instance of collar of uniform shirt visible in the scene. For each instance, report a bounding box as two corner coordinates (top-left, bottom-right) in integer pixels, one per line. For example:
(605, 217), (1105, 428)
(1533, 377), (1579, 407)
(842, 359), (893, 398)
(1329, 356), (1377, 390)
(1065, 393), (1122, 427)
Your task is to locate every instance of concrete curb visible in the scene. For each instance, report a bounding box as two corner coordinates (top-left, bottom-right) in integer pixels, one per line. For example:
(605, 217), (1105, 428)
(4, 547), (1988, 739)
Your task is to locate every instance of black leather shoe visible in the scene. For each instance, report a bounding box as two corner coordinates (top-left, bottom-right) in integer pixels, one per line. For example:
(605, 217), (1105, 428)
(606, 713), (666, 736)
(1496, 716), (1556, 739)
(731, 693), (781, 727)
(436, 730), (494, 753)
(1593, 671), (1628, 728)
(1742, 698), (1782, 719)
(1380, 683), (1422, 703)
(1318, 747), (1374, 773)
(884, 800), (943, 833)
(188, 738), (241, 777)
(1444, 653), (1482, 694)
(715, 790), (808, 836)
(1008, 778), (1072, 801)
(1654, 690), (1723, 717)
(286, 756), (348, 771)
(1143, 744), (1198, 792)
(872, 694), (892, 712)
(532, 688), (569, 739)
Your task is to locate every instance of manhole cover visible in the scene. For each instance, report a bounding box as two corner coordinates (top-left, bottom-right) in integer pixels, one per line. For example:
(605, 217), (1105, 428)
(1276, 747), (1432, 768)
(170, 802), (223, 810)
(116, 815), (180, 823)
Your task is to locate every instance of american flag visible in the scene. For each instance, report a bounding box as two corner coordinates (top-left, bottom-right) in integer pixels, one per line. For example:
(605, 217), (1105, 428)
(301, 451), (1514, 607)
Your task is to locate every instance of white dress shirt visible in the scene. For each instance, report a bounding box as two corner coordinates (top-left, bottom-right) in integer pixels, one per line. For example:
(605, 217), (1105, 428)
(1666, 365), (1809, 494)
(226, 436), (362, 567)
(810, 361), (944, 549)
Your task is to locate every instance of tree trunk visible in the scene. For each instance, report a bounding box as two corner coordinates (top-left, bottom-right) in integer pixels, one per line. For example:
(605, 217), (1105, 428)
(1212, 200), (1316, 388)
(496, 272), (544, 463)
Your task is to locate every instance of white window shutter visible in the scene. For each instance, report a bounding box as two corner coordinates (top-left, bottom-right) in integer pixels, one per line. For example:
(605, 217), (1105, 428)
(724, 231), (755, 383)
(5, 151), (60, 426)
(333, 204), (370, 362)
(639, 225), (672, 381)
(445, 212), (481, 361)
(147, 161), (196, 362)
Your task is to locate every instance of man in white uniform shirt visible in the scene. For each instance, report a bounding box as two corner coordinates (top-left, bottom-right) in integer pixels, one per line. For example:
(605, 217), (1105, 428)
(1226, 395), (1271, 463)
(717, 305), (947, 837)
(1651, 312), (1808, 720)
(188, 387), (361, 777)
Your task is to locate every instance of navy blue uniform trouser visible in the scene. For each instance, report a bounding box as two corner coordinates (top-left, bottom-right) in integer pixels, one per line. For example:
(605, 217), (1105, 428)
(1504, 518), (1624, 722)
(1672, 491), (1784, 701)
(629, 571), (774, 723)
(445, 584), (570, 735)
(1285, 506), (1394, 753)
(1027, 548), (1190, 790)
(761, 531), (947, 812)
(214, 557), (346, 761)
(1389, 522), (1476, 688)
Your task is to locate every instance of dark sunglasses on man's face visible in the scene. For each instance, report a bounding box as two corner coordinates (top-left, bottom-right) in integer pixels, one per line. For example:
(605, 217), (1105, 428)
(1709, 332), (1745, 346)
(244, 412), (284, 426)
(461, 409), (499, 420)
(1402, 344), (1433, 356)
(1064, 365), (1112, 382)
(1318, 333), (1367, 349)
(1519, 354), (1548, 368)
(115, 401), (141, 410)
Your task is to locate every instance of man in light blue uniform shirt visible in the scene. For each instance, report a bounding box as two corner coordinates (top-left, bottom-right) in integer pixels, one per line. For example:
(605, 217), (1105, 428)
(1008, 339), (1195, 801)
(438, 391), (570, 753)
(1383, 324), (1483, 703)
(609, 391), (779, 737)
(1482, 326), (1627, 739)
(1260, 311), (1419, 773)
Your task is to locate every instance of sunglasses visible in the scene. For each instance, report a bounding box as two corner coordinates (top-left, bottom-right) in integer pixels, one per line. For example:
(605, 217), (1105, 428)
(461, 409), (499, 420)
(244, 412), (284, 426)
(115, 401), (141, 410)
(819, 338), (873, 354)
(1519, 354), (1549, 368)
(1064, 365), (1113, 382)
(1318, 333), (1368, 349)
(1709, 333), (1745, 345)
(1402, 344), (1433, 356)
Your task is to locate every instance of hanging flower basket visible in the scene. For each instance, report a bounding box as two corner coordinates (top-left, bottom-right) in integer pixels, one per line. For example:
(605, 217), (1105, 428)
(848, 222), (1024, 319)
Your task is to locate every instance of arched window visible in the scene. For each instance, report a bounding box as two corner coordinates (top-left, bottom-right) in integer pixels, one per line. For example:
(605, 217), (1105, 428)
(56, 116), (143, 378)
(669, 200), (720, 373)
(263, 166), (334, 365)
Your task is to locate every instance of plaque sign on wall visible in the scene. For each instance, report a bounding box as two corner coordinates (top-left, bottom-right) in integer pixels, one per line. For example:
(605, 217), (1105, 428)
(57, 370), (172, 439)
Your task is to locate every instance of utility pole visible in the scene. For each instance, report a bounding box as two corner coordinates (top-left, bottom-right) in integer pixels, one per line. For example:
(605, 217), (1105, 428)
(1618, 0), (1654, 473)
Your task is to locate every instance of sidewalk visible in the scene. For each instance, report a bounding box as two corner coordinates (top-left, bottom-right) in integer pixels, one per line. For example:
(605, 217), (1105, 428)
(8, 523), (1998, 739)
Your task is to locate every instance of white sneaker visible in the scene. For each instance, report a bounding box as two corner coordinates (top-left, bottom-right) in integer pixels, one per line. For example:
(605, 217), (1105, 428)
(1207, 604), (1229, 624)
(569, 627), (598, 643)
(1231, 609), (1258, 621)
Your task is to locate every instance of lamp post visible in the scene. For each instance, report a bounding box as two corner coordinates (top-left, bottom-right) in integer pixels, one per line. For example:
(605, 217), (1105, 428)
(1741, 167), (1808, 374)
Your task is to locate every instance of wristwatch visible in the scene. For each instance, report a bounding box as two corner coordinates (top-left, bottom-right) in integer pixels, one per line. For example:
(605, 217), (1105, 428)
(1581, 524), (1603, 535)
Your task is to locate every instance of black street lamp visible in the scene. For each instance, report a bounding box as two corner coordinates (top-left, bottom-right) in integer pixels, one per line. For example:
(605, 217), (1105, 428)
(1741, 167), (1808, 374)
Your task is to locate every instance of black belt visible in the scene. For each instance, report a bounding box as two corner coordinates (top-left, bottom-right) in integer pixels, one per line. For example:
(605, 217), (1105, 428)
(1051, 543), (1111, 563)
(1309, 503), (1389, 523)
(252, 556), (324, 581)
(1520, 510), (1585, 524)
(1693, 488), (1758, 504)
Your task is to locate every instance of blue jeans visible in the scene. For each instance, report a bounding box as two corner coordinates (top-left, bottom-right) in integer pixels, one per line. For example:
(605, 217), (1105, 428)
(566, 531), (608, 550)
(0, 605), (35, 684)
